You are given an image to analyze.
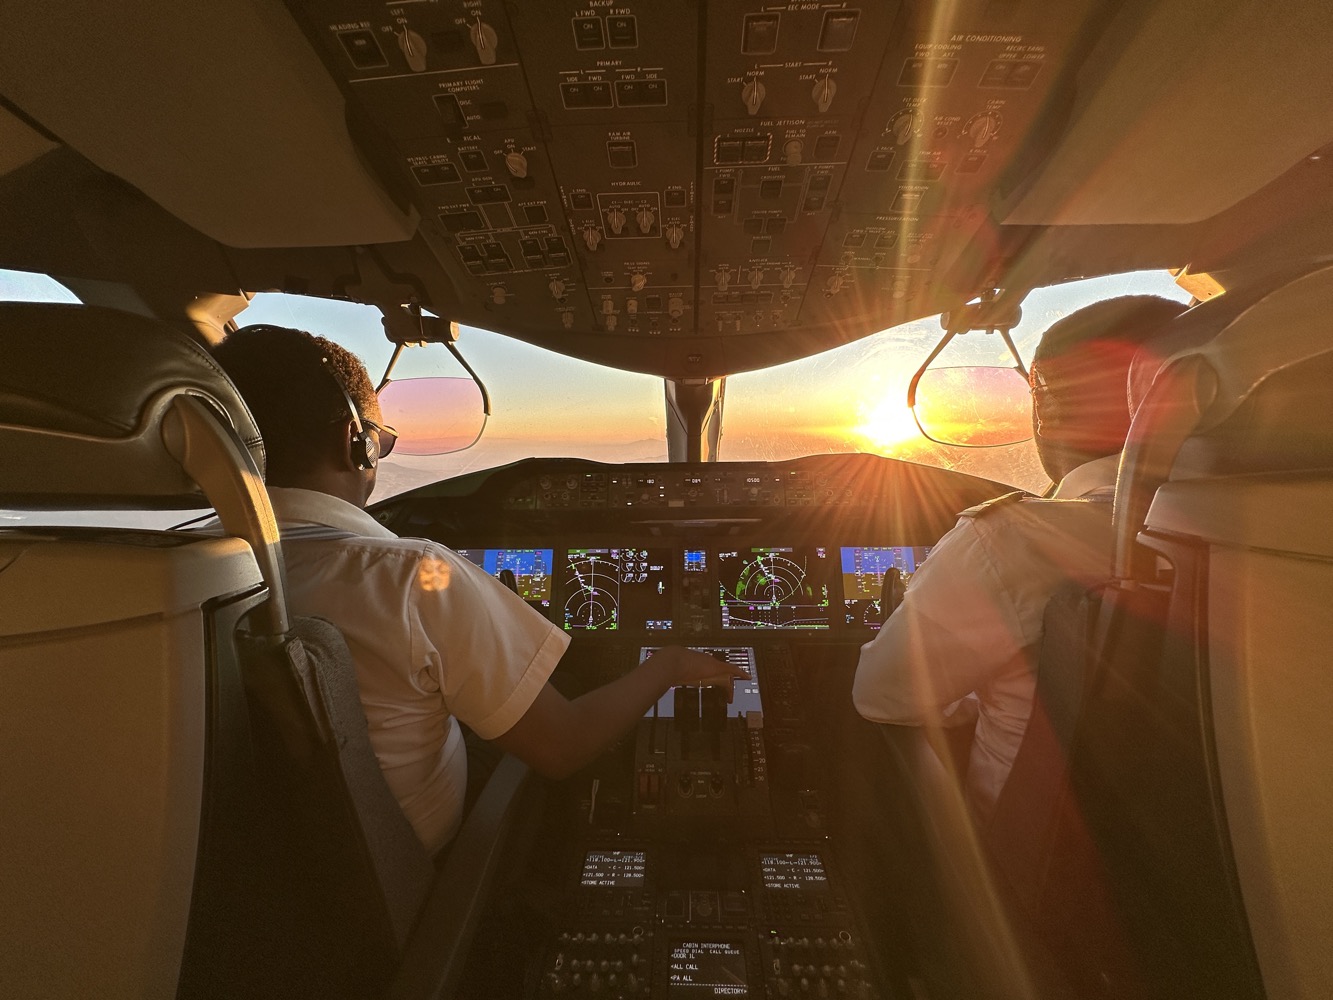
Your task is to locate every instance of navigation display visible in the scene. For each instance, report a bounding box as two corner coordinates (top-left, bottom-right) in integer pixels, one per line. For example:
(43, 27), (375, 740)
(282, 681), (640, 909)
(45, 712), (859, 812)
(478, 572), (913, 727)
(641, 647), (761, 719)
(456, 548), (554, 609)
(717, 547), (831, 630)
(563, 547), (673, 631)
(667, 941), (747, 997)
(760, 852), (829, 891)
(581, 849), (647, 888)
(841, 545), (933, 628)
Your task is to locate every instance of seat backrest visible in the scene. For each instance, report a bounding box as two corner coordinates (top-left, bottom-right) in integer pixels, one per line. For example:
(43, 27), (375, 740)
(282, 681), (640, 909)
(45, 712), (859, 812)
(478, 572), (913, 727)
(1025, 264), (1333, 999)
(0, 302), (432, 999)
(1132, 265), (1333, 999)
(0, 302), (283, 999)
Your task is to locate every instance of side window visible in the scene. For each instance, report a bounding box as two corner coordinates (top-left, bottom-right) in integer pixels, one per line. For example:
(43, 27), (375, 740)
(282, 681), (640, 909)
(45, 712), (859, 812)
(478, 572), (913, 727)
(0, 268), (80, 305)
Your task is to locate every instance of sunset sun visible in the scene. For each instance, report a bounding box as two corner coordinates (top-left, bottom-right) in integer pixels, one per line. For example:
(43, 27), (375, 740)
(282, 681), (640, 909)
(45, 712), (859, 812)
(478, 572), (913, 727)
(854, 395), (924, 453)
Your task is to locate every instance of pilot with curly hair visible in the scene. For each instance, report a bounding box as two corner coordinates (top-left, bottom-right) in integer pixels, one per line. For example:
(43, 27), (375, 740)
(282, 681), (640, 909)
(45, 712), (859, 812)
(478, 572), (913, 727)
(214, 325), (739, 854)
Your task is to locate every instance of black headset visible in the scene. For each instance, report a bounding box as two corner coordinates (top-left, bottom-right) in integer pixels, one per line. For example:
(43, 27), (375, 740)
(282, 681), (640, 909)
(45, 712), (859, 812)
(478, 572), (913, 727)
(322, 357), (379, 471)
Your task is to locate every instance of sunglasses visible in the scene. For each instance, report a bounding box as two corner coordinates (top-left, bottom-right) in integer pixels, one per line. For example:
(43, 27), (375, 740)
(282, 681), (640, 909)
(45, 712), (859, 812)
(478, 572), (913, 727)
(363, 417), (398, 460)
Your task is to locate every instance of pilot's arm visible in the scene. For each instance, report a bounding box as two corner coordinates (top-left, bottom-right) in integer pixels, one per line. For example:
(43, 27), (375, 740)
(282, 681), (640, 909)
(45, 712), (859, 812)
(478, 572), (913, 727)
(852, 512), (1030, 728)
(493, 646), (745, 779)
(411, 555), (741, 781)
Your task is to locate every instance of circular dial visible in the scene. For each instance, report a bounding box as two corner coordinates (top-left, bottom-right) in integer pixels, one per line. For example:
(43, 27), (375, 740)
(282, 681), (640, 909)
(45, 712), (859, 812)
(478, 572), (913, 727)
(564, 552), (622, 629)
(734, 552), (807, 606)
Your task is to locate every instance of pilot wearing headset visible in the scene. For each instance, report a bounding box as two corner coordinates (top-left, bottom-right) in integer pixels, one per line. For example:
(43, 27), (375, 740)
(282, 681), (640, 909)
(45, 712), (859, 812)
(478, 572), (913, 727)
(213, 325), (740, 855)
(852, 296), (1187, 823)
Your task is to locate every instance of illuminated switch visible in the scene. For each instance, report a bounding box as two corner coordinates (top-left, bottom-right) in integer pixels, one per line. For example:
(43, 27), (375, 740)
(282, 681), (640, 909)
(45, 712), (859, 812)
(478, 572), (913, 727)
(1008, 61), (1042, 86)
(337, 29), (388, 70)
(560, 81), (614, 109)
(411, 162), (460, 186)
(957, 151), (987, 174)
(866, 149), (895, 171)
(891, 189), (925, 212)
(979, 60), (1012, 88)
(715, 139), (743, 165)
(742, 12), (780, 54)
(606, 15), (638, 48)
(899, 57), (958, 88)
(440, 210), (483, 233)
(813, 134), (841, 160)
(572, 17), (604, 50)
(818, 10), (859, 51)
(466, 185), (510, 204)
(615, 80), (668, 107)
(742, 137), (770, 163)
(433, 93), (467, 134)
(607, 140), (638, 169)
(899, 160), (946, 181)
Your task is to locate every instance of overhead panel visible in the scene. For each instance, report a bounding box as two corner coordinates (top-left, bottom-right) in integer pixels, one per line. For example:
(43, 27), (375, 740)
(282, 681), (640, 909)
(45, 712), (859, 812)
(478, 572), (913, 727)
(700, 3), (900, 339)
(505, 2), (702, 341)
(287, 0), (1101, 376)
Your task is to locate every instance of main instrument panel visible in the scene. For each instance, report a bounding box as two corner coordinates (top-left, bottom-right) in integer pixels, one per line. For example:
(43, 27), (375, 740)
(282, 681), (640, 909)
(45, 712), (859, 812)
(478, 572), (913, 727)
(455, 542), (931, 633)
(283, 0), (1103, 376)
(380, 453), (1007, 999)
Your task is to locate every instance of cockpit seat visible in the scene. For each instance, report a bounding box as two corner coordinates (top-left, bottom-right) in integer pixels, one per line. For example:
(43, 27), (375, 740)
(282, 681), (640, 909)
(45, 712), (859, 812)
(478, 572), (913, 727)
(0, 303), (445, 999)
(1106, 263), (1333, 999)
(985, 263), (1333, 999)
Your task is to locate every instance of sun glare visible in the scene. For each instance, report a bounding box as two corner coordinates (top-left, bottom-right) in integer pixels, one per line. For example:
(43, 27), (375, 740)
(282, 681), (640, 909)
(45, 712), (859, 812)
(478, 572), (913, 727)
(854, 395), (924, 453)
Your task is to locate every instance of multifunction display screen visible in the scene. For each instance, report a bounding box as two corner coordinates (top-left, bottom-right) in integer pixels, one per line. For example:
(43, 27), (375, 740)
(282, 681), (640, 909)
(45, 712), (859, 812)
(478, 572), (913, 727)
(641, 647), (761, 719)
(580, 849), (647, 888)
(456, 548), (554, 608)
(717, 546), (831, 630)
(840, 545), (933, 628)
(667, 941), (748, 997)
(563, 547), (672, 631)
(760, 852), (829, 891)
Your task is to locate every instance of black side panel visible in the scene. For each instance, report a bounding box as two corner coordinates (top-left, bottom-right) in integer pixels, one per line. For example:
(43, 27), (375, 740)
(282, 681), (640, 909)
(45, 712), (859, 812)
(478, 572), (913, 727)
(1055, 536), (1264, 999)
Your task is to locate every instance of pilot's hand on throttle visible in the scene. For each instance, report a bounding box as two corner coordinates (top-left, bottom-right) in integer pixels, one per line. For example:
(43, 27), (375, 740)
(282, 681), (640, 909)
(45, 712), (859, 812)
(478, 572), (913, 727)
(646, 645), (749, 691)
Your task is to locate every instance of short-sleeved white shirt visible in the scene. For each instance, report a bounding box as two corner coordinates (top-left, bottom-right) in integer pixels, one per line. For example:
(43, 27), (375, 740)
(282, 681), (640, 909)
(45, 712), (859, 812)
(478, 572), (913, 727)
(852, 455), (1119, 823)
(268, 487), (569, 853)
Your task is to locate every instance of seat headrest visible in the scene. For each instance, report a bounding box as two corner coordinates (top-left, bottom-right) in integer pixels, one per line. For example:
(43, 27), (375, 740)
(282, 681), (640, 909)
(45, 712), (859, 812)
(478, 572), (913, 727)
(0, 302), (265, 507)
(1127, 265), (1333, 478)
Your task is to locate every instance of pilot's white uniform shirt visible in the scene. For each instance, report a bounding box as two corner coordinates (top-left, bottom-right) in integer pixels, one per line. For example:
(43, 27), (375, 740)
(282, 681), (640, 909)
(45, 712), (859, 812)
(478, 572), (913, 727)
(268, 487), (569, 854)
(852, 454), (1119, 823)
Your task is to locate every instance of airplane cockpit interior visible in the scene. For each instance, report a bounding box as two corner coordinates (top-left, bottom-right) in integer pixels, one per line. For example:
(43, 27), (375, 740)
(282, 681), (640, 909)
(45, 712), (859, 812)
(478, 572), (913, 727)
(2, 2), (1332, 998)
